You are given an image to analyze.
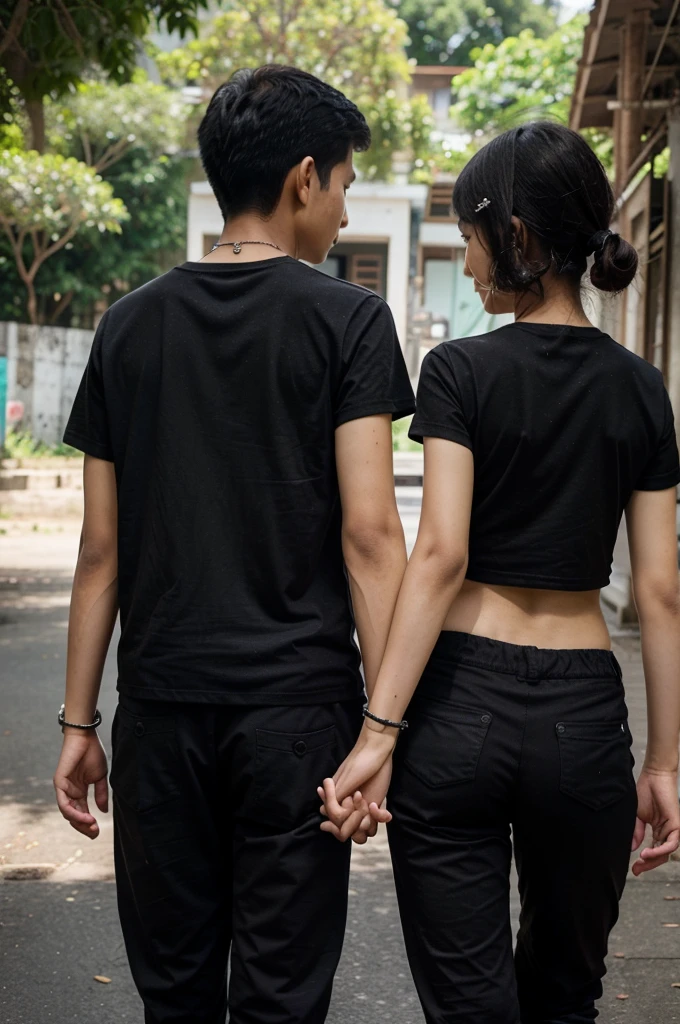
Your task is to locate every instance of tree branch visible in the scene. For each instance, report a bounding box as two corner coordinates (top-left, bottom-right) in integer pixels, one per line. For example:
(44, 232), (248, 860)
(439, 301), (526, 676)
(0, 0), (31, 58)
(49, 288), (74, 324)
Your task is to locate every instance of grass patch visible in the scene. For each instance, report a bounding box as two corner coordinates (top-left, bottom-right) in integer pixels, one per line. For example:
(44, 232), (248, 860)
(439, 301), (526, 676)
(2, 429), (80, 460)
(392, 417), (420, 453)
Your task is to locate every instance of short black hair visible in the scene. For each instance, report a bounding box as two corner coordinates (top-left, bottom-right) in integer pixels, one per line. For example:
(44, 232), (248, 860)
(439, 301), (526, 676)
(198, 65), (371, 220)
(453, 121), (638, 294)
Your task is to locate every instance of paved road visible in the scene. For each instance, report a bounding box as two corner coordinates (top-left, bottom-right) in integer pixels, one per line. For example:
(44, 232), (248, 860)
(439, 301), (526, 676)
(3, 511), (680, 1023)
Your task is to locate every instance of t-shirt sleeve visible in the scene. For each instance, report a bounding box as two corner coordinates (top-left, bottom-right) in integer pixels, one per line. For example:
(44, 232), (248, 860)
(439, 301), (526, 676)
(63, 314), (114, 462)
(636, 385), (680, 490)
(334, 294), (416, 428)
(409, 348), (472, 449)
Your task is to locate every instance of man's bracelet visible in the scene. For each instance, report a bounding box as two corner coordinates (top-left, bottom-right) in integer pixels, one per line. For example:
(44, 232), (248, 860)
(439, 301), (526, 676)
(363, 706), (408, 731)
(58, 704), (102, 730)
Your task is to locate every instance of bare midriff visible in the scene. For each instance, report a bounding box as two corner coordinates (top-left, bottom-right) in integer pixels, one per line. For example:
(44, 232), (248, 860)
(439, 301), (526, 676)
(442, 579), (610, 650)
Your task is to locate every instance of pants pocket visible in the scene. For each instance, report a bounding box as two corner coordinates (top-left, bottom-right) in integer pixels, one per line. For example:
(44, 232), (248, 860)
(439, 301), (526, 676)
(109, 704), (181, 812)
(556, 720), (634, 810)
(401, 698), (493, 788)
(252, 725), (339, 831)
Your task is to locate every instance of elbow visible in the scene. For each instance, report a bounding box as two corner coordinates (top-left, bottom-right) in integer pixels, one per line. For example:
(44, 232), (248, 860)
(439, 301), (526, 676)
(413, 536), (468, 586)
(634, 573), (680, 620)
(78, 537), (118, 576)
(342, 513), (405, 565)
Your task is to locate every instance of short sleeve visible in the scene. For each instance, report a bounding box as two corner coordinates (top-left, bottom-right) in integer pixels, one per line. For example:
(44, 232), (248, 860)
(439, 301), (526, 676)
(334, 295), (415, 428)
(409, 348), (472, 449)
(636, 386), (680, 490)
(63, 314), (114, 462)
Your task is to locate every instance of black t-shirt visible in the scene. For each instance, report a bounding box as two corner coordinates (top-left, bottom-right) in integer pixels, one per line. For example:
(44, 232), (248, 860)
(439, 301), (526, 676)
(410, 322), (680, 591)
(65, 256), (415, 703)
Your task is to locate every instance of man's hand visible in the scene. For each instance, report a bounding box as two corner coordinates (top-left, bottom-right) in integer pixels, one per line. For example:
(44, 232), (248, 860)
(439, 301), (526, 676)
(54, 731), (109, 839)
(318, 758), (393, 844)
(631, 767), (680, 875)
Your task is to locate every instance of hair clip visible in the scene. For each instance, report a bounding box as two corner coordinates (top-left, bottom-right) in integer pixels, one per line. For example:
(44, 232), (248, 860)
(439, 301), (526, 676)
(475, 197), (491, 213)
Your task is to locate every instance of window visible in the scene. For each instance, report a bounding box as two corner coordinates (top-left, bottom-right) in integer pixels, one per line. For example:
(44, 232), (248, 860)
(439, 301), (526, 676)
(349, 254), (385, 295)
(426, 183), (454, 221)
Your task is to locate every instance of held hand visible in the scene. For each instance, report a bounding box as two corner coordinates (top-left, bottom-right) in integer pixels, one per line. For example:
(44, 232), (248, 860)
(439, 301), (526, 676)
(54, 730), (109, 839)
(341, 757), (394, 845)
(631, 767), (680, 875)
(317, 727), (395, 842)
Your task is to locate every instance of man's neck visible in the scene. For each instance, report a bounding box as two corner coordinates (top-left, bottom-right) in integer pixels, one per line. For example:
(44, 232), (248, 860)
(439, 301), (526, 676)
(200, 215), (295, 263)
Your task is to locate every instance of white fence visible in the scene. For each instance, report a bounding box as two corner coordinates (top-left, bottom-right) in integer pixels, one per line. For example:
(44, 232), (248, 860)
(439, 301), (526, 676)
(0, 322), (94, 445)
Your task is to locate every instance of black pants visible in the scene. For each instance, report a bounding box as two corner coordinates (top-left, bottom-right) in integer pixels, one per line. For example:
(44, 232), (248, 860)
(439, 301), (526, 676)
(388, 631), (638, 1024)
(111, 695), (362, 1024)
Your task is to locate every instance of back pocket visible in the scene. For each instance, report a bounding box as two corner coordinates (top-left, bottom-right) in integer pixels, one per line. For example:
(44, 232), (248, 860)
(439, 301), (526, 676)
(252, 725), (338, 831)
(402, 700), (492, 788)
(109, 705), (181, 812)
(556, 721), (634, 811)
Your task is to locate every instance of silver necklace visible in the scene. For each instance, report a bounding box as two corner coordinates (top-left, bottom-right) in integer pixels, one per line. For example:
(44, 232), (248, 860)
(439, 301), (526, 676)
(210, 240), (283, 255)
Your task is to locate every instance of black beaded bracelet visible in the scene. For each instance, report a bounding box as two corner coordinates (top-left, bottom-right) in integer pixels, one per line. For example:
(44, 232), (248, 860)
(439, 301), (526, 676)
(58, 704), (102, 730)
(363, 706), (408, 731)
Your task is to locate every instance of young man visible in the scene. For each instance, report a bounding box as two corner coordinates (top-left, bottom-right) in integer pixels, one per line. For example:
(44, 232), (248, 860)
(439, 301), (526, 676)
(53, 65), (415, 1023)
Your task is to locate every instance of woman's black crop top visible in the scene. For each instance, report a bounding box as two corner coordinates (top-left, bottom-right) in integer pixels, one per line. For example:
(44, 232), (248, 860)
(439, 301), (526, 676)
(410, 323), (680, 591)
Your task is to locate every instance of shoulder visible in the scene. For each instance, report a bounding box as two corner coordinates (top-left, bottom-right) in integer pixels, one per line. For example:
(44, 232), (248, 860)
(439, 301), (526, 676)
(422, 327), (509, 369)
(98, 269), (181, 333)
(292, 260), (390, 315)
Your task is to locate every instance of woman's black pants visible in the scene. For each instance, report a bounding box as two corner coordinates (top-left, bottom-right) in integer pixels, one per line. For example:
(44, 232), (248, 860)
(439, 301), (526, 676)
(388, 631), (638, 1024)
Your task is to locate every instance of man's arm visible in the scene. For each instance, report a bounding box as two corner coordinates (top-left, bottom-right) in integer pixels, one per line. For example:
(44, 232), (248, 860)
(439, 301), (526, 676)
(53, 455), (119, 839)
(335, 414), (407, 698)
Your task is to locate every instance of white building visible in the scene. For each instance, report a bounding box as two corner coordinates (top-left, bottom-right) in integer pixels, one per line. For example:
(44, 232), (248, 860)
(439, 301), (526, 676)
(188, 177), (511, 376)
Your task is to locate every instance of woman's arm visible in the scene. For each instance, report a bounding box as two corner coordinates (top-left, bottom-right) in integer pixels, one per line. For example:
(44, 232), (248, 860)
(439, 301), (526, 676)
(626, 486), (680, 873)
(321, 437), (474, 840)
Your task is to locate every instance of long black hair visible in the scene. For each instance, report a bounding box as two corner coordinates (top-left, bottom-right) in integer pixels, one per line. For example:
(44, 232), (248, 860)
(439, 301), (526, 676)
(452, 122), (638, 295)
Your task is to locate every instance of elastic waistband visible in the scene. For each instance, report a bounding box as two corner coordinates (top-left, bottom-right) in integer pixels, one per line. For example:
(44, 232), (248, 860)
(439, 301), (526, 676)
(430, 631), (621, 681)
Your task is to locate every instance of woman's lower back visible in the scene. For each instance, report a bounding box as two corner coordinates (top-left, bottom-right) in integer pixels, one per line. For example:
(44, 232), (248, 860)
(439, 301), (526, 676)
(443, 579), (611, 650)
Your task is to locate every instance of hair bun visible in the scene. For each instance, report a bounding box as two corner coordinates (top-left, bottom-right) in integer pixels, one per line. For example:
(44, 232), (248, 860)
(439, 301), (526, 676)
(590, 232), (638, 293)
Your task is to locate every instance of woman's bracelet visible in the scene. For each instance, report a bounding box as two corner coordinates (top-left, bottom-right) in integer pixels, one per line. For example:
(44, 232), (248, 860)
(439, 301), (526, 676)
(58, 704), (102, 730)
(363, 706), (408, 731)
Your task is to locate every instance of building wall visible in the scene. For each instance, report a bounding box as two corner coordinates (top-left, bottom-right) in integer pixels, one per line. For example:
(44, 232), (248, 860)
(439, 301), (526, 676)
(1, 322), (93, 445)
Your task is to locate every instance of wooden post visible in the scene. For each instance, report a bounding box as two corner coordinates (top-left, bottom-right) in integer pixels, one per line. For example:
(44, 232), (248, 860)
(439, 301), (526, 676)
(615, 9), (649, 196)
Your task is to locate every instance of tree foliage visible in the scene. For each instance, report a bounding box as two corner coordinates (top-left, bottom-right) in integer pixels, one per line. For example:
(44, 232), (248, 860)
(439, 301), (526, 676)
(452, 16), (587, 135)
(156, 0), (433, 182)
(0, 0), (208, 150)
(46, 75), (190, 172)
(395, 0), (559, 67)
(0, 148), (127, 322)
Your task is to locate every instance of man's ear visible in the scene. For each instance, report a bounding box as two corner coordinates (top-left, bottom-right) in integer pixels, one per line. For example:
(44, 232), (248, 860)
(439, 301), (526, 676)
(295, 156), (316, 207)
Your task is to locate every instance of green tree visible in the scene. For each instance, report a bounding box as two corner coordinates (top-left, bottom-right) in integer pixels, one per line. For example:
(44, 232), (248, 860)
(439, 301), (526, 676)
(451, 16), (587, 135)
(426, 16), (611, 179)
(46, 75), (189, 172)
(0, 148), (127, 322)
(395, 0), (559, 67)
(0, 0), (208, 151)
(156, 0), (434, 182)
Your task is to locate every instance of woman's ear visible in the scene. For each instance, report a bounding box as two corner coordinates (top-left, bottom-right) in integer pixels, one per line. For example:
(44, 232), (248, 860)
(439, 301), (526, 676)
(510, 215), (528, 254)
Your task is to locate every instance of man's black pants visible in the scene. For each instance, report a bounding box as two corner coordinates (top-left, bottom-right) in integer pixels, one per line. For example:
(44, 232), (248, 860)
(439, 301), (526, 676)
(111, 695), (362, 1024)
(388, 631), (638, 1024)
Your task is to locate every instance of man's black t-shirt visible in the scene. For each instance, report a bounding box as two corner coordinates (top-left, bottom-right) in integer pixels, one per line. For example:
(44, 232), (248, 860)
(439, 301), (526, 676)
(65, 256), (415, 703)
(410, 322), (680, 591)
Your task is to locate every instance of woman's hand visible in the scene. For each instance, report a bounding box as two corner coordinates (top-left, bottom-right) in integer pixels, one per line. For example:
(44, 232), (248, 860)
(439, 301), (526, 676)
(631, 767), (680, 875)
(318, 725), (396, 842)
(320, 756), (393, 843)
(53, 730), (109, 839)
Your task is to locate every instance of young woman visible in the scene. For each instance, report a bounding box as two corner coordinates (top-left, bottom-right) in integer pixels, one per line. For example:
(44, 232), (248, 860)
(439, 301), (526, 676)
(319, 122), (680, 1023)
